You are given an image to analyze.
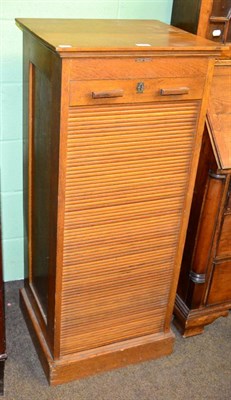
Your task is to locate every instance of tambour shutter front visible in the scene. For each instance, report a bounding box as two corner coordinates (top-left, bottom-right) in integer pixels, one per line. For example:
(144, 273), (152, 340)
(61, 101), (199, 354)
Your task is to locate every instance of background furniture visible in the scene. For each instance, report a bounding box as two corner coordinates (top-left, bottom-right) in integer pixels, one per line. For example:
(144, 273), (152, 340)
(16, 18), (220, 385)
(171, 0), (231, 45)
(174, 62), (231, 336)
(172, 0), (231, 336)
(0, 188), (7, 395)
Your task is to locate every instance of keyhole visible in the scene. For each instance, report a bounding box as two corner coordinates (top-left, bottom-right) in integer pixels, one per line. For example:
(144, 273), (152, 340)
(137, 82), (144, 93)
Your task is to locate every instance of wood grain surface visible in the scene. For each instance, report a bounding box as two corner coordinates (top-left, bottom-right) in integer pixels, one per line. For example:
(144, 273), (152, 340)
(60, 101), (198, 355)
(17, 18), (219, 384)
(207, 60), (231, 169)
(15, 18), (222, 55)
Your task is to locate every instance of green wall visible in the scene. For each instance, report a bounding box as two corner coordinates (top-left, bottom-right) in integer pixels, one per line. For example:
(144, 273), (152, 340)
(0, 0), (173, 281)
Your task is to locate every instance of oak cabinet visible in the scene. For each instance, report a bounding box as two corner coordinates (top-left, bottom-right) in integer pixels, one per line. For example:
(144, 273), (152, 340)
(16, 18), (220, 385)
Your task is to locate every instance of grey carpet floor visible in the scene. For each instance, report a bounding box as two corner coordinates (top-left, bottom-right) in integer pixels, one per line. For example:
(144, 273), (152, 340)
(3, 280), (231, 400)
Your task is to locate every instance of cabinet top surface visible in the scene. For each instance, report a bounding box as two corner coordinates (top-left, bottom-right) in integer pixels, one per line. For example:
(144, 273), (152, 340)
(15, 18), (222, 55)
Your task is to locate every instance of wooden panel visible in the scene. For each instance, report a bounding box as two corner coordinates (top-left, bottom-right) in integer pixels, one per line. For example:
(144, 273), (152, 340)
(207, 260), (231, 304)
(69, 77), (205, 106)
(60, 100), (199, 355)
(70, 57), (209, 80)
(207, 61), (231, 170)
(31, 63), (52, 317)
(217, 214), (231, 257)
(23, 32), (62, 355)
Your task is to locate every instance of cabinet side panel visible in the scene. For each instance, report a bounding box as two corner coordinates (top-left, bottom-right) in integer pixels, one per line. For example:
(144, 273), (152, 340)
(30, 64), (53, 316)
(60, 101), (200, 355)
(23, 32), (62, 353)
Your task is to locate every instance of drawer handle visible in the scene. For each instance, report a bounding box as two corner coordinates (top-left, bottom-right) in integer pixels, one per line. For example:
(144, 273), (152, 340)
(160, 87), (189, 96)
(92, 89), (124, 99)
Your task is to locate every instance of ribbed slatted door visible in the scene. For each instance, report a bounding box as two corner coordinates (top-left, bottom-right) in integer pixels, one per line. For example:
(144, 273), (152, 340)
(60, 100), (199, 355)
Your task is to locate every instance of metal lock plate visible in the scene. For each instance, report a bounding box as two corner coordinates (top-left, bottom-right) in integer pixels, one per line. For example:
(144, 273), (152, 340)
(136, 82), (144, 93)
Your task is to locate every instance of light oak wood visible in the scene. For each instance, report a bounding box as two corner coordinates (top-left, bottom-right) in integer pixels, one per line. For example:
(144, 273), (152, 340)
(20, 286), (174, 385)
(69, 78), (205, 106)
(16, 18), (220, 385)
(15, 18), (221, 54)
(69, 57), (210, 79)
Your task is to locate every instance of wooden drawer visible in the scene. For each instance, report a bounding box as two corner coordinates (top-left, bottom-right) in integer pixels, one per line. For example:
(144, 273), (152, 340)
(69, 77), (205, 106)
(70, 57), (209, 80)
(217, 214), (231, 257)
(207, 260), (231, 305)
